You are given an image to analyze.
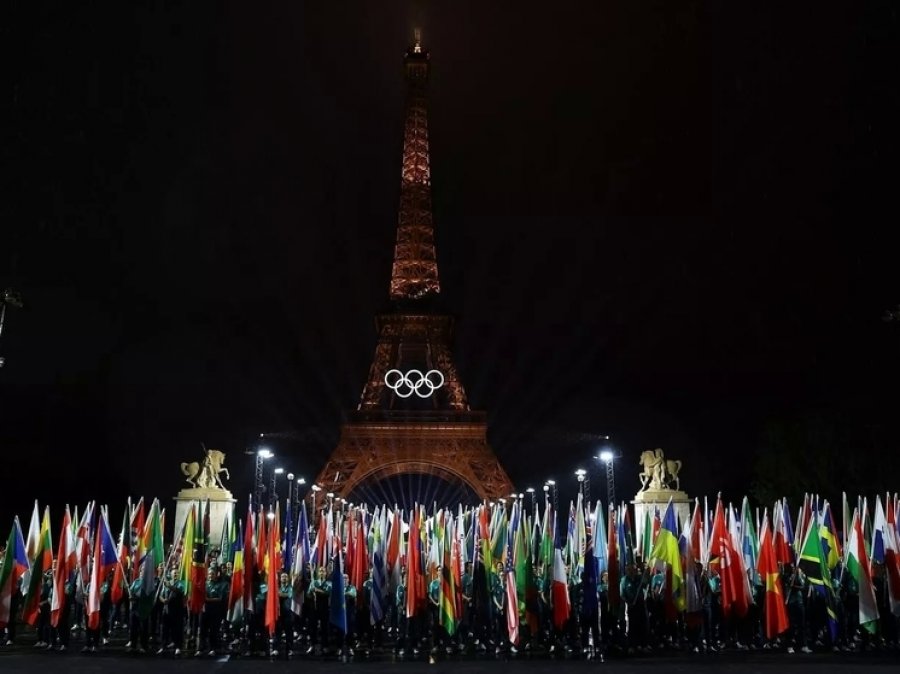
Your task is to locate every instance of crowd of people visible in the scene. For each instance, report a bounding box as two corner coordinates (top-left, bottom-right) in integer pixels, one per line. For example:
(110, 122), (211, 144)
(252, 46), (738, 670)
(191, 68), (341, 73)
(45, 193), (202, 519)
(1, 491), (899, 661)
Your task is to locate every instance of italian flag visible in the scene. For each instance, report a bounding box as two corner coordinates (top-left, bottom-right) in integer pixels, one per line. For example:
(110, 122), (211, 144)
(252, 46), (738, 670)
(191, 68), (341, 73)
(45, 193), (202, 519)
(846, 509), (879, 633)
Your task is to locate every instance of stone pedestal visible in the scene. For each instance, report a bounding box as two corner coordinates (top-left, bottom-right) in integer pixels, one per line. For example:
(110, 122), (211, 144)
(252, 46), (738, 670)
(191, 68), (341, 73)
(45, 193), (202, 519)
(173, 488), (236, 548)
(632, 489), (691, 557)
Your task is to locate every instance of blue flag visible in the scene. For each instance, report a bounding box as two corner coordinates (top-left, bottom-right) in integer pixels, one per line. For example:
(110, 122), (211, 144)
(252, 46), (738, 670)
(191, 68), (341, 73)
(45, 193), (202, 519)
(329, 551), (347, 633)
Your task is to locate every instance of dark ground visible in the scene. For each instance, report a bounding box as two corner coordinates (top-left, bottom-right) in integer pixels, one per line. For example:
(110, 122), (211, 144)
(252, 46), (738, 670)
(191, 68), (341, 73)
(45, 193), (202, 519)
(2, 634), (899, 673)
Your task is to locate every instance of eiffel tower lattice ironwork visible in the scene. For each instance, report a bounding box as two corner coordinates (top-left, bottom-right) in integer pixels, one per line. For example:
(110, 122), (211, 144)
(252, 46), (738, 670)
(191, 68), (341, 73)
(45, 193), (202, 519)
(313, 30), (515, 504)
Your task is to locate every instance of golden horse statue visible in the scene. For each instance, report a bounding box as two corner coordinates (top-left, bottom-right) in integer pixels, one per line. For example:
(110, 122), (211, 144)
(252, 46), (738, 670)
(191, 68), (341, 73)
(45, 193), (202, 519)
(638, 448), (682, 491)
(181, 449), (230, 490)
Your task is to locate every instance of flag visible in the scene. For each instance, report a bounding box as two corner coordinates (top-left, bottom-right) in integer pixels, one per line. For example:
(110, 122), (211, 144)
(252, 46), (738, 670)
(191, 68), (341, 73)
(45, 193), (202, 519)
(709, 496), (748, 618)
(179, 503), (196, 611)
(228, 519), (245, 624)
(111, 504), (129, 606)
(329, 550), (347, 633)
(0, 518), (29, 628)
(592, 500), (608, 575)
(757, 514), (789, 639)
(798, 505), (838, 641)
(129, 497), (145, 581)
(607, 507), (620, 612)
(883, 496), (900, 617)
(504, 554), (519, 645)
(291, 501), (310, 616)
(740, 496), (759, 577)
(649, 499), (684, 611)
(23, 501), (41, 576)
(370, 509), (386, 625)
(243, 499), (255, 615)
(846, 509), (879, 633)
(551, 548), (570, 630)
(406, 506), (424, 618)
(819, 501), (841, 571)
(441, 528), (460, 637)
(264, 509), (280, 636)
(22, 506), (53, 626)
(138, 499), (165, 619)
(189, 501), (208, 615)
(773, 499), (794, 566)
(87, 511), (118, 629)
(51, 505), (75, 627)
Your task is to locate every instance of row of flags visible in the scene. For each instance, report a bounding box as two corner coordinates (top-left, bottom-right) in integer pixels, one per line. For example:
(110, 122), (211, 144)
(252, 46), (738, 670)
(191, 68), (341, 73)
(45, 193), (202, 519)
(2, 491), (900, 644)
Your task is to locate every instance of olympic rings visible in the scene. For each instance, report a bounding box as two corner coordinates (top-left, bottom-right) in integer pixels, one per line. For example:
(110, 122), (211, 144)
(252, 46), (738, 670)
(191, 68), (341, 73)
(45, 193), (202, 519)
(384, 369), (445, 398)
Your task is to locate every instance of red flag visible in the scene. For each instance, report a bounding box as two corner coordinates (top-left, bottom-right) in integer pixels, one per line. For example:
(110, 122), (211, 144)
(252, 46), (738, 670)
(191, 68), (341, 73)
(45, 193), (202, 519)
(51, 506), (74, 627)
(130, 498), (145, 581)
(111, 505), (129, 606)
(189, 502), (207, 614)
(264, 509), (280, 635)
(406, 507), (424, 618)
(757, 516), (789, 639)
(709, 497), (748, 618)
(242, 501), (255, 614)
(351, 513), (368, 595)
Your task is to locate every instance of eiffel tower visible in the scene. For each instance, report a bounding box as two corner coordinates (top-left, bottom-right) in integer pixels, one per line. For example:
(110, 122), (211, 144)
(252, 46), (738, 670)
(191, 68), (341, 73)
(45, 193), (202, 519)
(313, 30), (515, 504)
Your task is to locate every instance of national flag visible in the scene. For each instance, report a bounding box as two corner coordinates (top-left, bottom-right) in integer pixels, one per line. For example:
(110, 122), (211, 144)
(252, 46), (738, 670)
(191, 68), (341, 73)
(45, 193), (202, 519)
(0, 518), (29, 629)
(179, 503), (196, 610)
(370, 508), (386, 625)
(264, 508), (280, 636)
(129, 497), (145, 581)
(798, 504), (838, 641)
(819, 500), (841, 571)
(709, 496), (748, 618)
(607, 507), (620, 612)
(740, 496), (759, 578)
(846, 509), (879, 632)
(649, 499), (685, 611)
(551, 547), (570, 630)
(291, 501), (310, 616)
(441, 525), (459, 637)
(87, 510), (118, 629)
(406, 506), (425, 618)
(22, 506), (53, 626)
(329, 550), (347, 634)
(24, 501), (41, 568)
(592, 500), (608, 575)
(138, 499), (165, 619)
(51, 505), (75, 627)
(757, 513), (789, 639)
(228, 519), (245, 624)
(883, 496), (900, 616)
(243, 500), (256, 614)
(111, 504), (129, 606)
(773, 499), (794, 566)
(189, 501), (208, 614)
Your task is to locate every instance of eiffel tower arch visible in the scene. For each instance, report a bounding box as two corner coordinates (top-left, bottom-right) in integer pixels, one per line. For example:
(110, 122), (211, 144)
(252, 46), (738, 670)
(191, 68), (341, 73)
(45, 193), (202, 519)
(314, 31), (515, 505)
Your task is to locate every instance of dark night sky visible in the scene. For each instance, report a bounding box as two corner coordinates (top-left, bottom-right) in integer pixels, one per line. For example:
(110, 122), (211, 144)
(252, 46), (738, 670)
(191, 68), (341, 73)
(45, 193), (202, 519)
(2, 1), (898, 528)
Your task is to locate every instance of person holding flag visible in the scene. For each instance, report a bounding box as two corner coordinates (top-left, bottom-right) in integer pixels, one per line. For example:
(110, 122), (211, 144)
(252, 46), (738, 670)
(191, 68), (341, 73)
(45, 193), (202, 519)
(157, 567), (186, 656)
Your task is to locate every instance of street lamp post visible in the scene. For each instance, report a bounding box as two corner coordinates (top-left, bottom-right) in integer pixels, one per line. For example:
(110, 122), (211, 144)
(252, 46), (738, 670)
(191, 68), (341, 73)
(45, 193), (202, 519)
(295, 477), (306, 512)
(598, 450), (618, 508)
(286, 473), (295, 509)
(311, 484), (322, 516)
(526, 487), (535, 513)
(256, 448), (274, 509)
(272, 467), (284, 510)
(575, 468), (591, 505)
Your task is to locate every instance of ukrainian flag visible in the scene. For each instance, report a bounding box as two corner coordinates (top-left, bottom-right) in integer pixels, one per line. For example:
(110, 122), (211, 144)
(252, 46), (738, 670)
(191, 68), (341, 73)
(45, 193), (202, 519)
(649, 500), (685, 611)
